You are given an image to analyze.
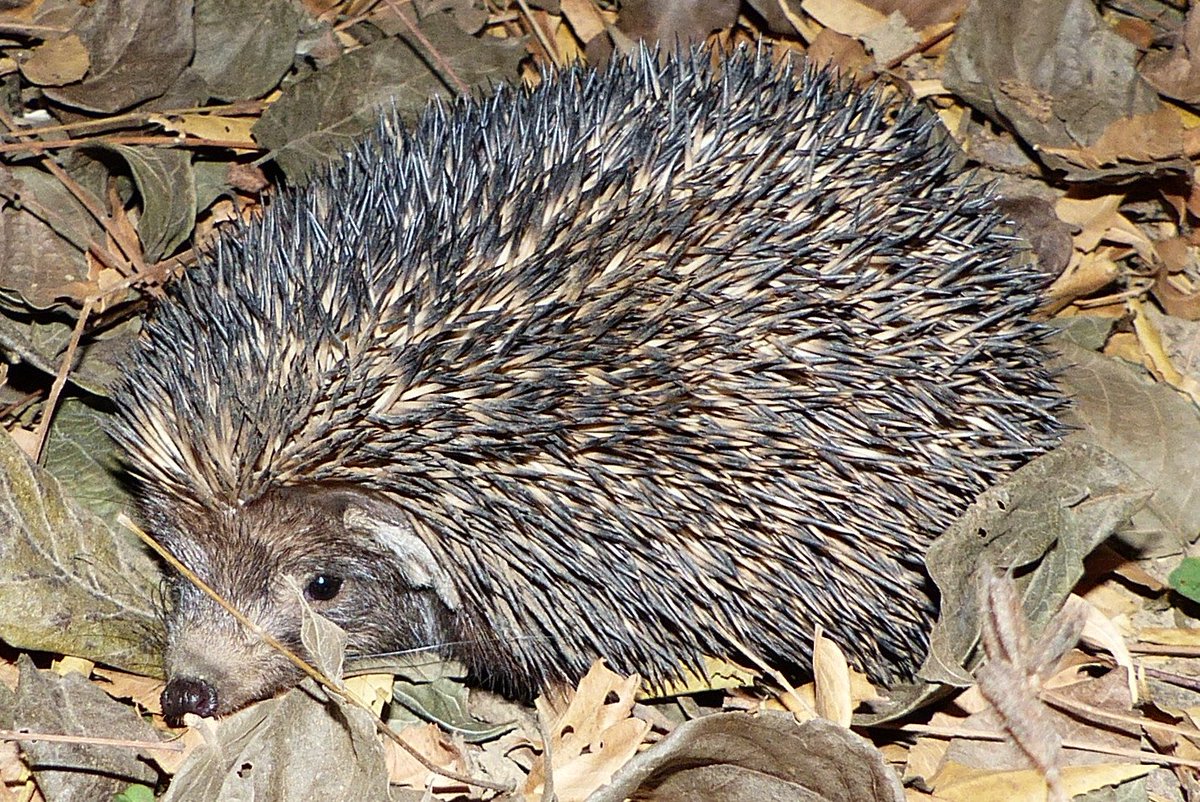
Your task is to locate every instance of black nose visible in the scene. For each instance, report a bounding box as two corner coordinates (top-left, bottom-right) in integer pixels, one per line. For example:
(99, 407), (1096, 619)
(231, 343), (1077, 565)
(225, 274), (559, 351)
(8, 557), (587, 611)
(161, 677), (219, 724)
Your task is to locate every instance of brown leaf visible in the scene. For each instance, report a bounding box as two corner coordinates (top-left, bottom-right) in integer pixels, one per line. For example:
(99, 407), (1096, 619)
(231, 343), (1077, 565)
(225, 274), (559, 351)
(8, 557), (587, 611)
(560, 0), (608, 45)
(39, 0), (194, 113)
(383, 722), (469, 792)
(993, 196), (1072, 281)
(19, 34), (89, 86)
(525, 662), (651, 802)
(813, 629), (852, 727)
(1039, 107), (1193, 173)
(616, 0), (740, 47)
(589, 713), (903, 802)
(1140, 3), (1200, 102)
(860, 0), (963, 29)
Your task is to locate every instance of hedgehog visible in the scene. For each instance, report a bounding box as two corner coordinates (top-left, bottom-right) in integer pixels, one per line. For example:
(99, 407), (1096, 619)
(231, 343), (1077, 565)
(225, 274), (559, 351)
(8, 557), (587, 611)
(109, 47), (1064, 722)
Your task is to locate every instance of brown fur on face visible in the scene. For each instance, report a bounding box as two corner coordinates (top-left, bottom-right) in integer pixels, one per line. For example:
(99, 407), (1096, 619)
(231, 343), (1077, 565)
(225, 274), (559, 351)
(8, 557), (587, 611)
(151, 487), (461, 716)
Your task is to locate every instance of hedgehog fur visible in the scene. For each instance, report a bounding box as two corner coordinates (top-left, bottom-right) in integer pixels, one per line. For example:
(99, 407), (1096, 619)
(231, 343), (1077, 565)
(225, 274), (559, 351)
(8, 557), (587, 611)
(110, 47), (1064, 720)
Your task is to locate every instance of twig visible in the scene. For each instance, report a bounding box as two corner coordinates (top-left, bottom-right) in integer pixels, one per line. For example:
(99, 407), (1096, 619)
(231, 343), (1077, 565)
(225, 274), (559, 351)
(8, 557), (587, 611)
(382, 0), (471, 94)
(0, 133), (259, 157)
(879, 721), (1200, 769)
(0, 100), (265, 142)
(32, 298), (92, 462)
(0, 729), (184, 753)
(884, 22), (957, 70)
(515, 0), (560, 67)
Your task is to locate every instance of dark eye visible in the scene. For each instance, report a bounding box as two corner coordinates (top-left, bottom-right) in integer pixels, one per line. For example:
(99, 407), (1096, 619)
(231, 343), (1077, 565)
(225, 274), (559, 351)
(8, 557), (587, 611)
(304, 574), (343, 602)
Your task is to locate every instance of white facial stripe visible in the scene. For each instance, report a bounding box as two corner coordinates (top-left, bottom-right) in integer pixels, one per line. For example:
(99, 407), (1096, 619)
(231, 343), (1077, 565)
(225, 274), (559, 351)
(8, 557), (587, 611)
(343, 506), (461, 611)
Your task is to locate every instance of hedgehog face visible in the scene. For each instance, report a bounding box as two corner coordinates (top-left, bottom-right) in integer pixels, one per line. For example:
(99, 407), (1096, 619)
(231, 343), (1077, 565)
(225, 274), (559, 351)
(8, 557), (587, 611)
(152, 487), (459, 722)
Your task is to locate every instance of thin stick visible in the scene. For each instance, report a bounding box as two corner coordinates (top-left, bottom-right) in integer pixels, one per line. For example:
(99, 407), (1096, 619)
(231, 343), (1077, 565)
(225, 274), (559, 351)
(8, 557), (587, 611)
(32, 299), (92, 462)
(0, 729), (184, 753)
(881, 721), (1198, 769)
(515, 0), (560, 67)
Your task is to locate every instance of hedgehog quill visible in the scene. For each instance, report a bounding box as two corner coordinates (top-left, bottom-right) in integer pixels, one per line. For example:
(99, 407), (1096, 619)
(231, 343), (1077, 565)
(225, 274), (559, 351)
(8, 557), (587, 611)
(110, 48), (1064, 721)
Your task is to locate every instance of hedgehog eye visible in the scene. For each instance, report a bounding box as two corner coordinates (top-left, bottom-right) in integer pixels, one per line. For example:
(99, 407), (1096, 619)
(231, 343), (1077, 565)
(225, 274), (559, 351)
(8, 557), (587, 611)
(304, 574), (344, 602)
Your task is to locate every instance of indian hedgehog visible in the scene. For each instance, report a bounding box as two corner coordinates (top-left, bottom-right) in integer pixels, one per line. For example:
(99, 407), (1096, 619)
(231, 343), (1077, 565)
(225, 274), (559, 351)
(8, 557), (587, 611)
(109, 47), (1064, 721)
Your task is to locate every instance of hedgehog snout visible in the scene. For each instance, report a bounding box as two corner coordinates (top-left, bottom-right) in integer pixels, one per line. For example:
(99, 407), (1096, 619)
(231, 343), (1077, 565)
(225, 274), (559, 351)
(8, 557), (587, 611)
(159, 565), (313, 720)
(161, 676), (219, 724)
(160, 618), (309, 721)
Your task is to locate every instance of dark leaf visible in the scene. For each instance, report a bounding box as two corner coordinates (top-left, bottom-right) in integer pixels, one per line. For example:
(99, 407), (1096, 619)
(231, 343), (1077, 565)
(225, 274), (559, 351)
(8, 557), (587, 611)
(160, 680), (390, 801)
(103, 145), (196, 263)
(14, 654), (163, 802)
(1057, 337), (1200, 554)
(589, 713), (903, 802)
(390, 678), (515, 743)
(944, 0), (1162, 180)
(0, 427), (161, 675)
(39, 0), (195, 113)
(254, 13), (524, 182)
(192, 0), (309, 102)
(617, 0), (740, 47)
(921, 442), (1145, 686)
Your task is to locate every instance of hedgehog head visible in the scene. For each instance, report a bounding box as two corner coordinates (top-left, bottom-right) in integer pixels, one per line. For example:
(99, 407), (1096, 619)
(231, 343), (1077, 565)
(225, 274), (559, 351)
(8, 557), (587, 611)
(149, 485), (470, 720)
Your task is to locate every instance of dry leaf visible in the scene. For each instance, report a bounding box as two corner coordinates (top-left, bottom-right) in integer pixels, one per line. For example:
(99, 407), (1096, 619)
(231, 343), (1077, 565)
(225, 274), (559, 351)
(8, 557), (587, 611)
(19, 34), (89, 86)
(383, 723), (469, 792)
(813, 629), (852, 727)
(524, 662), (651, 802)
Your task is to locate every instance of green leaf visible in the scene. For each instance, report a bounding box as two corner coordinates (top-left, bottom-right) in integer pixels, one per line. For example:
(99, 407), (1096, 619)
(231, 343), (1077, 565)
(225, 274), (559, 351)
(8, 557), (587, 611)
(113, 784), (156, 802)
(1168, 557), (1200, 603)
(103, 145), (196, 263)
(0, 425), (161, 675)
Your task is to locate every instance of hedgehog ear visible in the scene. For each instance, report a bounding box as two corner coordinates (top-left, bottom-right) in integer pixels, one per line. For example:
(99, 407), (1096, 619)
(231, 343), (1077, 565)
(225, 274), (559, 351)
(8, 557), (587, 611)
(342, 506), (461, 612)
